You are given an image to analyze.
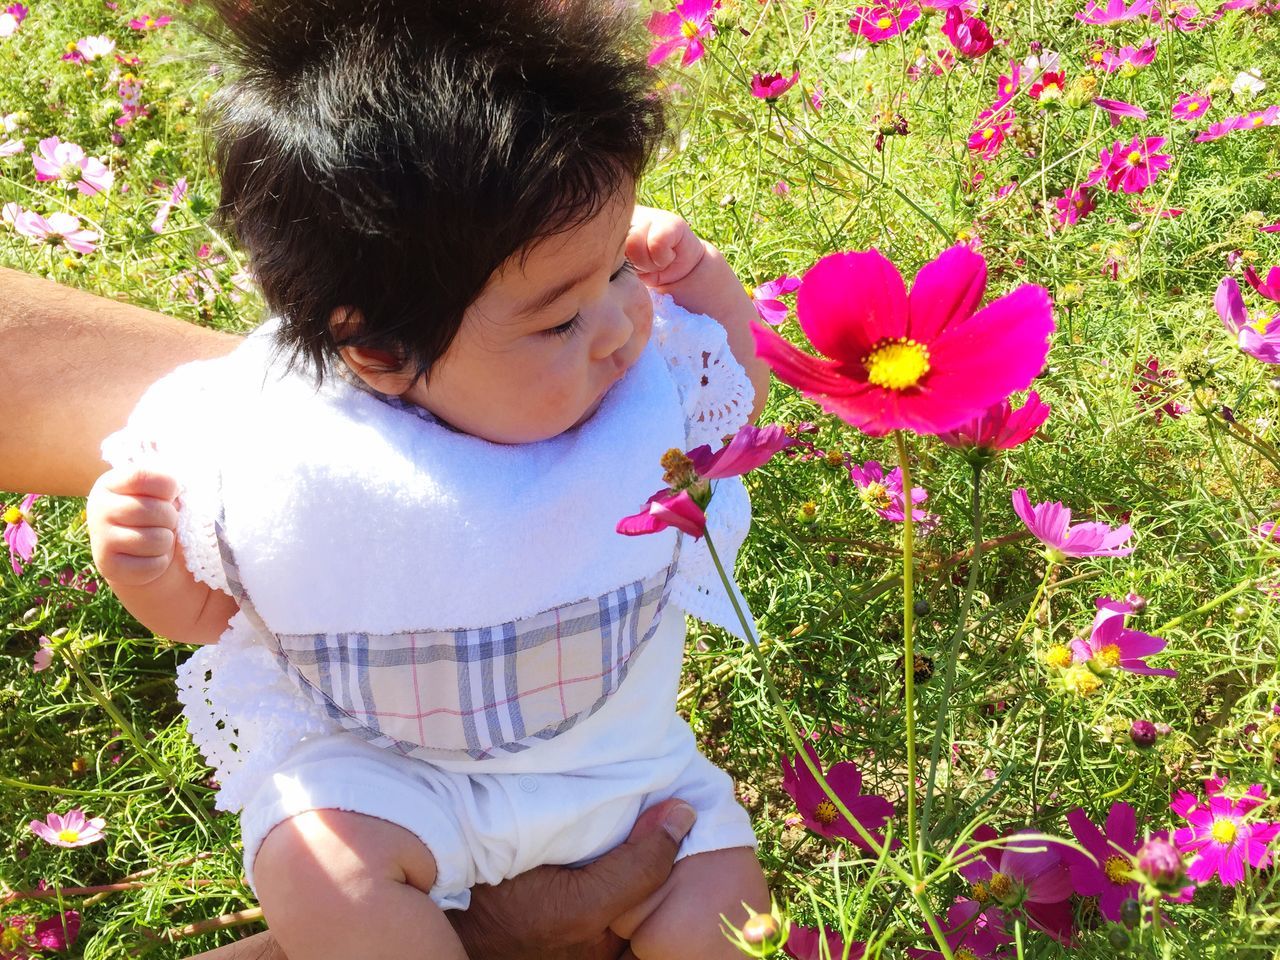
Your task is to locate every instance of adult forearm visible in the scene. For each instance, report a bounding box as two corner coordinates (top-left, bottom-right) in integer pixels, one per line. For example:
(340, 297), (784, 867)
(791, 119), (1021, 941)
(0, 268), (240, 497)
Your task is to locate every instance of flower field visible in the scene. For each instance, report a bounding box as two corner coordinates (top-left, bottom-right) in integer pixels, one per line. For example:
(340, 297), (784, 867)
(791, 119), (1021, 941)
(2, 0), (1280, 957)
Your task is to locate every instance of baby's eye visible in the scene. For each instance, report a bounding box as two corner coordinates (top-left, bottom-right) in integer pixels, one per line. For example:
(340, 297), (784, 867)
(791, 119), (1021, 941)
(545, 313), (583, 339)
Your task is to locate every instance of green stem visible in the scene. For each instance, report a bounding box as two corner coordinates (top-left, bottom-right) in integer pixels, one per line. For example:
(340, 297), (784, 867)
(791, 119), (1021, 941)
(893, 432), (920, 876)
(1010, 563), (1056, 648)
(701, 531), (954, 960)
(1153, 578), (1260, 636)
(921, 462), (984, 843)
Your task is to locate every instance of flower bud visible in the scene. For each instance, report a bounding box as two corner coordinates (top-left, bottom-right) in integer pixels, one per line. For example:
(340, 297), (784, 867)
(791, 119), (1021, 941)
(1137, 837), (1185, 891)
(1125, 591), (1147, 612)
(1108, 925), (1131, 949)
(1119, 897), (1142, 929)
(741, 913), (780, 946)
(1129, 719), (1158, 749)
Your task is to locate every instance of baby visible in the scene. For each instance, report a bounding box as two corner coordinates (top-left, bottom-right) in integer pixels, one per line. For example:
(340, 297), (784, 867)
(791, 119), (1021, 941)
(86, 1), (772, 958)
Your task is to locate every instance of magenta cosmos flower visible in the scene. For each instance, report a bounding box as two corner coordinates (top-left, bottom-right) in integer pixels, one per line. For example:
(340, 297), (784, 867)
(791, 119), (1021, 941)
(1172, 91), (1211, 121)
(10, 208), (100, 254)
(752, 274), (800, 325)
(751, 245), (1054, 437)
(1083, 136), (1170, 194)
(968, 107), (1014, 160)
(849, 2), (921, 42)
(781, 742), (895, 849)
(150, 177), (188, 233)
(1071, 596), (1176, 676)
(1216, 276), (1280, 363)
(750, 70), (799, 102)
(938, 390), (1050, 452)
(646, 0), (716, 68)
(618, 424), (794, 538)
(1095, 97), (1147, 126)
(3, 494), (38, 575)
(908, 898), (1010, 959)
(31, 137), (114, 196)
(1012, 489), (1134, 559)
(128, 13), (173, 30)
(1075, 0), (1153, 24)
(1096, 40), (1158, 73)
(1171, 782), (1280, 886)
(848, 460), (936, 526)
(1064, 803), (1191, 920)
(942, 7), (994, 59)
(29, 809), (106, 848)
(1246, 264), (1280, 302)
(785, 926), (865, 960)
(958, 826), (1074, 943)
(1054, 187), (1096, 228)
(1, 911), (80, 956)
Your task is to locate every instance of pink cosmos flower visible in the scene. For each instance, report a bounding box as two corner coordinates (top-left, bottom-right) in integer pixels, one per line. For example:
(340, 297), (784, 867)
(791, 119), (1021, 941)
(128, 13), (173, 30)
(1054, 187), (1096, 228)
(849, 2), (922, 42)
(1171, 782), (1280, 885)
(1070, 596), (1177, 676)
(957, 826), (1074, 943)
(937, 391), (1050, 451)
(785, 926), (865, 960)
(1261, 222), (1280, 233)
(752, 274), (800, 325)
(908, 898), (1009, 959)
(12, 209), (100, 254)
(1094, 97), (1147, 125)
(63, 35), (117, 62)
(3, 494), (38, 575)
(1173, 91), (1211, 120)
(29, 809), (106, 848)
(31, 137), (114, 196)
(618, 424), (795, 538)
(968, 107), (1014, 159)
(1, 911), (81, 956)
(150, 177), (188, 233)
(1012, 488), (1134, 559)
(1028, 70), (1066, 101)
(1155, 3), (1221, 30)
(1216, 276), (1280, 363)
(751, 245), (1054, 437)
(848, 460), (936, 526)
(942, 7), (994, 59)
(0, 2), (27, 38)
(33, 635), (54, 672)
(1075, 0), (1154, 24)
(1132, 356), (1189, 422)
(646, 0), (716, 68)
(1082, 136), (1171, 194)
(781, 742), (895, 849)
(116, 73), (148, 126)
(1095, 40), (1158, 72)
(1246, 264), (1280, 302)
(750, 70), (799, 102)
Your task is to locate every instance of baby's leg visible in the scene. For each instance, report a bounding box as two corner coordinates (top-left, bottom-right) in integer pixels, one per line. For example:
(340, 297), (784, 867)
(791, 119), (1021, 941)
(253, 809), (466, 960)
(610, 847), (770, 960)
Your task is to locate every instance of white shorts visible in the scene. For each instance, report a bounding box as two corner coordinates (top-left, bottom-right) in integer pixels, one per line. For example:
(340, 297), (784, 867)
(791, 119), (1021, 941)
(240, 719), (756, 910)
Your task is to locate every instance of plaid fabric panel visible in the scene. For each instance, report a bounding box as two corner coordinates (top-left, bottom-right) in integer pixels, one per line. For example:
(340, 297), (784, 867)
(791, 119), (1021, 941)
(215, 515), (677, 761)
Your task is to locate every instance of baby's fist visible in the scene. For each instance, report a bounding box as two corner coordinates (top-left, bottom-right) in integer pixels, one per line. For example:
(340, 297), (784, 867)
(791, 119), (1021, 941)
(627, 205), (706, 288)
(87, 467), (181, 587)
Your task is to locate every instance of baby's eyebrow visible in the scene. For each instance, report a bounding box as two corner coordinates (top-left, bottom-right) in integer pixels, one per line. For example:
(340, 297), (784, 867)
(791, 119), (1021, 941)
(514, 235), (627, 319)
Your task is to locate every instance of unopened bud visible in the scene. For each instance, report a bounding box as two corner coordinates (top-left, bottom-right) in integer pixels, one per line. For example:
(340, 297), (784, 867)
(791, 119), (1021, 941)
(1137, 837), (1185, 891)
(741, 913), (780, 946)
(1129, 719), (1158, 749)
(1125, 591), (1147, 612)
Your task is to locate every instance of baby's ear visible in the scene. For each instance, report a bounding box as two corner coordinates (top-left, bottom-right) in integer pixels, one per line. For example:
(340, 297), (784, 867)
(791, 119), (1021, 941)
(330, 306), (417, 396)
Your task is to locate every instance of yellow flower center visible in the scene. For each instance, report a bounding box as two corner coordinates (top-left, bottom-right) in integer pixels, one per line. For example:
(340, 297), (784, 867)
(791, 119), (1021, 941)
(982, 127), (995, 140)
(956, 951), (978, 960)
(1096, 644), (1123, 669)
(988, 872), (1014, 902)
(57, 828), (81, 843)
(824, 449), (845, 467)
(60, 161), (83, 182)
(1104, 855), (1131, 885)
(1045, 644), (1073, 669)
(3, 506), (22, 524)
(969, 880), (990, 903)
(66, 40), (78, 53)
(1063, 663), (1103, 697)
(876, 15), (893, 28)
(860, 482), (891, 511)
(1252, 311), (1272, 334)
(1092, 51), (1104, 63)
(680, 18), (701, 38)
(1127, 150), (1143, 166)
(813, 799), (839, 824)
(1, 928), (24, 951)
(145, 17), (156, 27)
(660, 448), (697, 488)
(799, 500), (818, 519)
(1253, 116), (1264, 126)
(864, 338), (931, 390)
(1187, 101), (1199, 112)
(1211, 819), (1238, 844)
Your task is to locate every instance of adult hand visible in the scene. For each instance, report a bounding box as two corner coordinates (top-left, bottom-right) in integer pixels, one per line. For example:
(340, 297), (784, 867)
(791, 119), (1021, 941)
(188, 799), (694, 960)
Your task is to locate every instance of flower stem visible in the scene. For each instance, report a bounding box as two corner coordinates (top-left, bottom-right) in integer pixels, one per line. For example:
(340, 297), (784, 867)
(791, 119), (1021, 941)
(1153, 578), (1260, 636)
(1010, 562), (1056, 649)
(893, 431), (920, 876)
(701, 530), (954, 960)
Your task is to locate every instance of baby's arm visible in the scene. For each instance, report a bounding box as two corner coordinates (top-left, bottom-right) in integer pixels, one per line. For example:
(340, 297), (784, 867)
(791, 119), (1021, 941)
(627, 207), (771, 422)
(86, 466), (239, 645)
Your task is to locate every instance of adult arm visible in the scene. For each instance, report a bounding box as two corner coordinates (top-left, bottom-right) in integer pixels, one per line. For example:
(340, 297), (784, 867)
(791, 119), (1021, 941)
(0, 267), (239, 497)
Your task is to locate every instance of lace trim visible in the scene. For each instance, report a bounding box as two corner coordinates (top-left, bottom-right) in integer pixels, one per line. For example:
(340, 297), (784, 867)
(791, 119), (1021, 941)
(650, 293), (755, 449)
(670, 477), (754, 640)
(175, 611), (338, 812)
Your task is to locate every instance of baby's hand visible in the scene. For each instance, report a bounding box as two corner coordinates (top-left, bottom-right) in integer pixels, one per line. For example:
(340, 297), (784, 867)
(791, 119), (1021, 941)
(627, 205), (707, 288)
(87, 466), (181, 587)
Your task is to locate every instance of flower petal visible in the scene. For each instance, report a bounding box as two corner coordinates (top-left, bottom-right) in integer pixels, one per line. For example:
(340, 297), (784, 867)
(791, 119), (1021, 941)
(795, 249), (909, 364)
(905, 244), (989, 343)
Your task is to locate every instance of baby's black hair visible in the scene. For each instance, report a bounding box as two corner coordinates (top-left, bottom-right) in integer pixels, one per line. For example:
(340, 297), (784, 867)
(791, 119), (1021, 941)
(203, 0), (665, 383)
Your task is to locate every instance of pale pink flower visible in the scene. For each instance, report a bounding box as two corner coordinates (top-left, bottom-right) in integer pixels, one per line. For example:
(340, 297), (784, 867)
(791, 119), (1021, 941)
(1012, 488), (1135, 559)
(3, 493), (38, 574)
(0, 136), (22, 157)
(1094, 39), (1158, 72)
(31, 137), (114, 196)
(1216, 276), (1280, 363)
(63, 34), (117, 62)
(128, 13), (172, 30)
(33, 635), (54, 672)
(752, 274), (801, 325)
(13, 209), (100, 254)
(150, 177), (188, 233)
(848, 460), (937, 527)
(646, 0), (716, 68)
(29, 809), (106, 848)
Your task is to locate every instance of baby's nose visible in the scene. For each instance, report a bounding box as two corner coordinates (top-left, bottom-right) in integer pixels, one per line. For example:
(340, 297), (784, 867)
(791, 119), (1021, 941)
(591, 302), (636, 362)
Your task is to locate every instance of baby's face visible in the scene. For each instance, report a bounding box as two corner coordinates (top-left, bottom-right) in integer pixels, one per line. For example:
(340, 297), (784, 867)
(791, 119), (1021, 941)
(402, 184), (653, 444)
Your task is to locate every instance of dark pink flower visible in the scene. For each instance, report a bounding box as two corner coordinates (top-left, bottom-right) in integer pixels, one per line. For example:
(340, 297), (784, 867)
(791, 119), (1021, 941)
(1064, 803), (1191, 920)
(1094, 97), (1147, 125)
(29, 809), (106, 848)
(1094, 39), (1158, 72)
(1054, 187), (1096, 228)
(908, 898), (1010, 959)
(1012, 488), (1135, 559)
(969, 107), (1014, 159)
(937, 391), (1050, 451)
(1199, 106), (1280, 141)
(1, 911), (81, 957)
(994, 61), (1022, 108)
(785, 925), (865, 960)
(1261, 222), (1280, 233)
(1216, 276), (1280, 363)
(750, 70), (799, 101)
(849, 2), (922, 42)
(128, 13), (173, 30)
(958, 826), (1074, 943)
(1172, 91), (1211, 120)
(1075, 0), (1154, 24)
(1246, 264), (1280, 302)
(752, 274), (801, 325)
(1028, 70), (1066, 101)
(2, 494), (38, 575)
(1171, 782), (1280, 886)
(1070, 596), (1176, 676)
(616, 488), (707, 538)
(1195, 116), (1244, 143)
(1082, 136), (1171, 194)
(942, 7), (994, 58)
(647, 0), (716, 68)
(1156, 3), (1221, 29)
(750, 245), (1055, 437)
(848, 460), (936, 526)
(781, 742), (895, 849)
(1132, 356), (1189, 422)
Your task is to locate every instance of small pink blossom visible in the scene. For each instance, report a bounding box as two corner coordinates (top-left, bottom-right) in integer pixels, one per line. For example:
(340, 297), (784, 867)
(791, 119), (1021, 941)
(848, 460), (937, 527)
(957, 826), (1075, 943)
(1082, 136), (1171, 194)
(1171, 782), (1280, 886)
(781, 741), (895, 849)
(969, 107), (1014, 159)
(1094, 97), (1147, 125)
(849, 2), (922, 42)
(128, 13), (172, 30)
(1215, 276), (1280, 363)
(2, 494), (39, 575)
(942, 6), (994, 58)
(1090, 39), (1157, 72)
(1, 911), (81, 956)
(33, 635), (54, 672)
(12, 209), (100, 254)
(1070, 596), (1177, 676)
(1261, 222), (1280, 233)
(937, 391), (1050, 451)
(646, 0), (716, 68)
(752, 274), (801, 325)
(31, 137), (114, 196)
(1132, 356), (1189, 422)
(1055, 187), (1096, 227)
(1172, 91), (1211, 121)
(150, 177), (188, 233)
(29, 809), (107, 848)
(785, 926), (866, 960)
(1012, 488), (1135, 559)
(1075, 0), (1153, 24)
(749, 70), (799, 102)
